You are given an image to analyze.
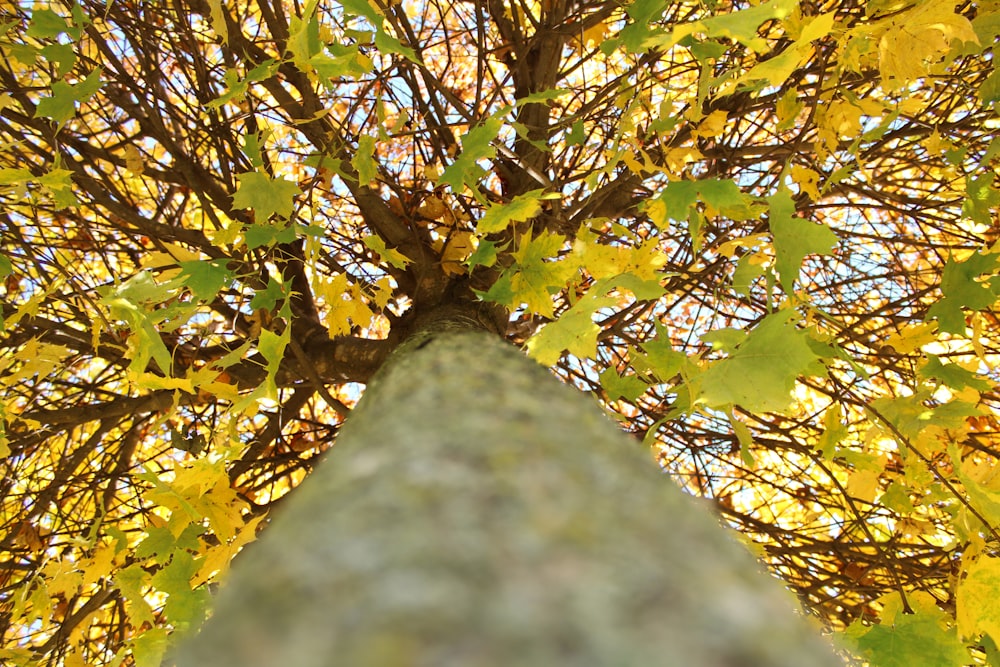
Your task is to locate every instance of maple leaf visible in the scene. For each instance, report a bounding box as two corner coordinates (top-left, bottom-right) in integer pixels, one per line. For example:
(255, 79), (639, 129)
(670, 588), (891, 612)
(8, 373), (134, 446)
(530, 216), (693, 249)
(352, 135), (379, 185)
(484, 232), (573, 318)
(698, 310), (822, 412)
(876, 0), (978, 88)
(526, 293), (611, 365)
(477, 189), (549, 234)
(439, 117), (503, 190)
(926, 251), (1000, 333)
(232, 171), (302, 220)
(600, 367), (646, 401)
(848, 594), (972, 667)
(35, 68), (103, 123)
(957, 555), (1000, 648)
(768, 191), (837, 293)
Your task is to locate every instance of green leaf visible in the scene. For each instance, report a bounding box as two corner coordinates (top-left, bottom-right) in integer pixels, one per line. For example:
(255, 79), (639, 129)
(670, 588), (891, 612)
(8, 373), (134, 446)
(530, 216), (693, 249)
(0, 168), (34, 186)
(619, 0), (668, 51)
(517, 89), (571, 105)
(177, 259), (234, 301)
(40, 43), (77, 78)
(485, 232), (573, 318)
(847, 600), (971, 667)
(647, 179), (758, 238)
(525, 276), (664, 365)
(35, 69), (104, 124)
(363, 234), (411, 269)
(249, 276), (289, 313)
(951, 444), (1000, 531)
(466, 237), (501, 269)
(257, 327), (289, 398)
(647, 180), (698, 222)
(477, 189), (547, 234)
(918, 354), (992, 391)
(873, 390), (980, 442)
(698, 310), (821, 412)
(102, 273), (176, 376)
(135, 526), (179, 563)
(565, 120), (585, 146)
(26, 8), (70, 39)
(286, 7), (322, 69)
(667, 0), (799, 52)
(232, 171), (302, 220)
(115, 564), (156, 625)
(964, 175), (1000, 225)
(208, 60), (280, 109)
(600, 367), (647, 401)
(926, 251), (1000, 333)
(151, 550), (210, 629)
(439, 117), (504, 190)
(311, 43), (373, 82)
(699, 179), (755, 218)
(37, 167), (78, 207)
(701, 327), (747, 354)
(352, 135), (379, 185)
(732, 253), (767, 295)
(730, 415), (756, 466)
(244, 222), (297, 249)
(768, 191), (837, 293)
(980, 69), (1000, 106)
(526, 291), (615, 365)
(373, 29), (420, 63)
(132, 627), (170, 667)
(339, 0), (382, 25)
(637, 324), (687, 382)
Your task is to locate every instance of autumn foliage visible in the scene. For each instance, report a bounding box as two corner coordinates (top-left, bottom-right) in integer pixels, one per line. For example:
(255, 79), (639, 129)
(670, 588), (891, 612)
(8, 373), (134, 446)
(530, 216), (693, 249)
(1, 0), (999, 664)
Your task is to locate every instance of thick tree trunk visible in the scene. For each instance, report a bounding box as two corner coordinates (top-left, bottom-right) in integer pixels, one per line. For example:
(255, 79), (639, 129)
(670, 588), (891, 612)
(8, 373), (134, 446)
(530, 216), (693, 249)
(171, 325), (844, 666)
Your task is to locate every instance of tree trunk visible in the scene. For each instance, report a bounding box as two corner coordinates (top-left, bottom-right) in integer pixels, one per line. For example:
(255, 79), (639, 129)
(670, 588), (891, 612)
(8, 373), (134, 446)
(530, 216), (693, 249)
(171, 323), (844, 666)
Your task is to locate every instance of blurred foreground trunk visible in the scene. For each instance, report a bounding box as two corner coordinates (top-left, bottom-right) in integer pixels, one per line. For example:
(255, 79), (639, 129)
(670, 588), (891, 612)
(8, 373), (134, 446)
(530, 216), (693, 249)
(171, 321), (844, 666)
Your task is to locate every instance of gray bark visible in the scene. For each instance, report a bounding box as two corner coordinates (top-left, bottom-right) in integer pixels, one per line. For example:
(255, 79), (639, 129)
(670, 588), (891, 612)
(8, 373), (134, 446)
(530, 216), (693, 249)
(171, 327), (844, 666)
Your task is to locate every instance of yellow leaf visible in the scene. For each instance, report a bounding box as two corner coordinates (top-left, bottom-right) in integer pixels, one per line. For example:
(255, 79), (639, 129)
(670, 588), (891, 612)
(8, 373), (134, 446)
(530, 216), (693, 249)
(318, 272), (374, 336)
(63, 651), (88, 667)
(441, 231), (474, 276)
(206, 0), (230, 44)
(822, 99), (862, 138)
(131, 373), (195, 393)
(83, 541), (122, 583)
(789, 165), (821, 200)
(124, 144), (145, 175)
(41, 559), (84, 599)
(716, 233), (769, 258)
(5, 338), (71, 386)
(576, 19), (610, 48)
(884, 322), (938, 354)
(775, 89), (803, 130)
(692, 110), (728, 139)
(620, 239), (668, 280)
(663, 146), (703, 172)
(193, 513), (267, 587)
(922, 129), (949, 155)
(958, 555), (1000, 645)
(876, 0), (978, 87)
(846, 469), (881, 503)
(417, 193), (449, 221)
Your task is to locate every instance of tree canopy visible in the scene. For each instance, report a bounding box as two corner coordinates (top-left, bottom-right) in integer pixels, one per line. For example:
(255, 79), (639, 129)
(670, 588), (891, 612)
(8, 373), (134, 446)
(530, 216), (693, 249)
(0, 0), (999, 664)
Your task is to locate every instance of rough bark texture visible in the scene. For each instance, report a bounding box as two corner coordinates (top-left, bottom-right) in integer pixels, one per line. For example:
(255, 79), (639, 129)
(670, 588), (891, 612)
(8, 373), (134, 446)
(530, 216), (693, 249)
(171, 328), (845, 666)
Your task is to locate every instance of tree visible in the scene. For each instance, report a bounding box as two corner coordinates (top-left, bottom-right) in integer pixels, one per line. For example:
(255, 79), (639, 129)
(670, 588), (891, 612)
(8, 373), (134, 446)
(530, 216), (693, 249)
(172, 324), (843, 666)
(0, 0), (997, 664)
